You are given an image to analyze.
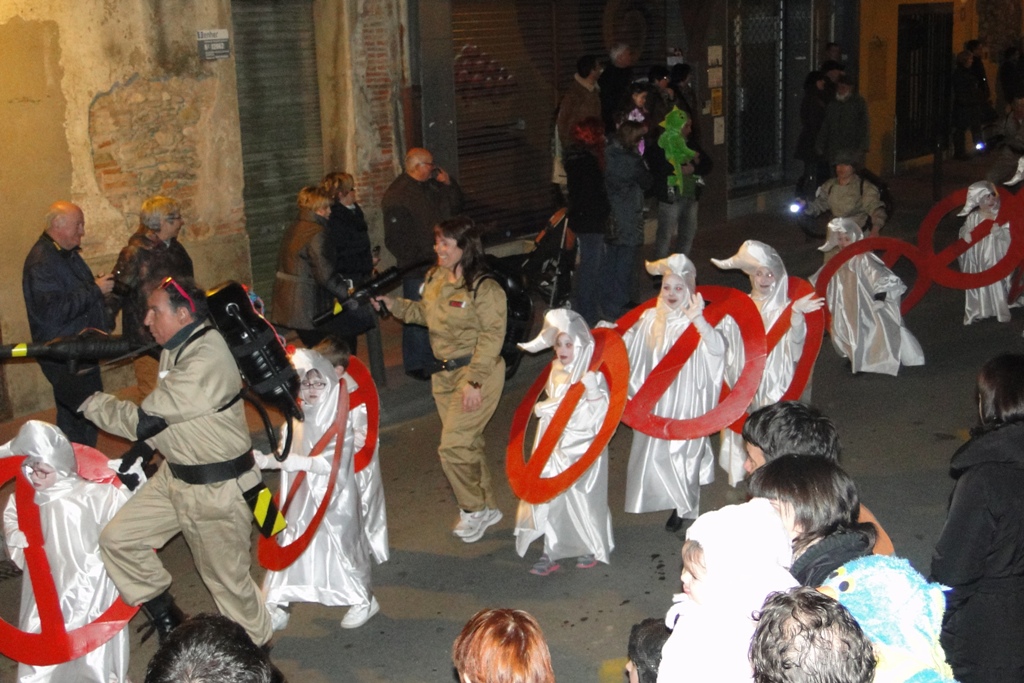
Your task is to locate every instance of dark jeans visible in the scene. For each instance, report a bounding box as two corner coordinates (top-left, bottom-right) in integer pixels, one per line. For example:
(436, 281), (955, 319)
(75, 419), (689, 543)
(654, 197), (699, 259)
(401, 276), (433, 375)
(39, 359), (102, 446)
(601, 242), (639, 321)
(572, 233), (605, 326)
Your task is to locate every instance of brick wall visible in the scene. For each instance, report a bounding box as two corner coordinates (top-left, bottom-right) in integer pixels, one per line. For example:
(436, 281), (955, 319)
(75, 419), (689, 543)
(90, 75), (243, 241)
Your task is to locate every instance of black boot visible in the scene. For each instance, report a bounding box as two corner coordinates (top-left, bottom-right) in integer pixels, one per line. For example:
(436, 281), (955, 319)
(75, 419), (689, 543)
(665, 510), (684, 532)
(140, 590), (185, 644)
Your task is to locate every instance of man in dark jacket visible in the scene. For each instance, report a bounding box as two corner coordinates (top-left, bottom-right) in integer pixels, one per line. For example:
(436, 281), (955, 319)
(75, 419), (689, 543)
(382, 147), (463, 379)
(815, 75), (870, 170)
(108, 195), (194, 394)
(22, 201), (114, 445)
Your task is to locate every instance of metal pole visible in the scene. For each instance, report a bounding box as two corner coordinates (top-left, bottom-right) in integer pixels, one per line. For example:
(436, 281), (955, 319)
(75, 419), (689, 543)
(366, 321), (387, 388)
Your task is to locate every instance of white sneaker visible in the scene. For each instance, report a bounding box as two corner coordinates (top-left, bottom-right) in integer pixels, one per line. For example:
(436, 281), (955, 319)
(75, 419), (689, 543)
(453, 508), (503, 543)
(266, 603), (290, 632)
(341, 596), (380, 629)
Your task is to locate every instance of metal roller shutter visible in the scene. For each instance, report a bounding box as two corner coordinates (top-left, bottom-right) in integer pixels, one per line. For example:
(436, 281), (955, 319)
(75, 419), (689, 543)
(451, 0), (558, 241)
(232, 0), (324, 305)
(449, 0), (665, 241)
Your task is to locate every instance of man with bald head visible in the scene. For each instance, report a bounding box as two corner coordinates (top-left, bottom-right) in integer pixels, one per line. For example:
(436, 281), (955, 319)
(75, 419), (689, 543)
(22, 201), (114, 445)
(382, 147), (464, 379)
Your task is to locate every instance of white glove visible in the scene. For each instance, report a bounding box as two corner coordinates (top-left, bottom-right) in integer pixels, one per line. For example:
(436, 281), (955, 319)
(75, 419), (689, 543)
(961, 226), (973, 244)
(682, 292), (705, 321)
(280, 455), (332, 475)
(594, 320), (618, 329)
(253, 450), (281, 470)
(580, 372), (602, 400)
(791, 292), (825, 314)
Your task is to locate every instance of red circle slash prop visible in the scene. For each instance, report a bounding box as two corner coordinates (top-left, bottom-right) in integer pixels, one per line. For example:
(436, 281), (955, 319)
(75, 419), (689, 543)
(621, 286), (767, 440)
(506, 328), (629, 505)
(815, 186), (1024, 319)
(776, 277), (826, 403)
(915, 186), (1024, 294)
(259, 382), (350, 571)
(814, 238), (931, 328)
(0, 457), (137, 667)
(346, 357), (379, 473)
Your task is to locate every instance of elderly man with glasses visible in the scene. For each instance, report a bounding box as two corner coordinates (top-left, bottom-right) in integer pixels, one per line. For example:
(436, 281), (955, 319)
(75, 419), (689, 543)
(80, 275), (273, 648)
(382, 147), (464, 380)
(108, 195), (194, 395)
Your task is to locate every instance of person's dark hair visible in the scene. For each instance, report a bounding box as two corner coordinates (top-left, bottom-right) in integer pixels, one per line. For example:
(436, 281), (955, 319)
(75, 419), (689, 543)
(957, 50), (973, 68)
(803, 70), (825, 90)
(836, 73), (854, 87)
(144, 613), (284, 683)
(576, 54), (598, 78)
(742, 401), (840, 462)
(627, 618), (671, 683)
(452, 608), (554, 683)
(153, 275), (209, 322)
(433, 216), (489, 292)
(648, 65), (670, 83)
(669, 63), (691, 85)
(974, 354), (1024, 432)
(751, 588), (876, 683)
(313, 334), (352, 371)
(748, 455), (875, 557)
(820, 59), (845, 74)
(966, 39), (982, 53)
(615, 120), (646, 151)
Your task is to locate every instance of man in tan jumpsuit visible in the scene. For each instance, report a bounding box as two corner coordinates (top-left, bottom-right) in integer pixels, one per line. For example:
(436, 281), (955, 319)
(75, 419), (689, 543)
(82, 276), (272, 646)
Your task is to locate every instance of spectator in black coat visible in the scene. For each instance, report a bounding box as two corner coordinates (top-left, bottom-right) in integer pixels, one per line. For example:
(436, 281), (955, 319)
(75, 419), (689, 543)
(931, 354), (1024, 683)
(563, 117), (611, 327)
(321, 172), (376, 352)
(795, 71), (829, 197)
(952, 50), (985, 160)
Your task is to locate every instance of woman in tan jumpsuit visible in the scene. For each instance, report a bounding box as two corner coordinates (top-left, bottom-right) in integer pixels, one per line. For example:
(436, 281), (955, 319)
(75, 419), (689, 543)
(375, 216), (507, 543)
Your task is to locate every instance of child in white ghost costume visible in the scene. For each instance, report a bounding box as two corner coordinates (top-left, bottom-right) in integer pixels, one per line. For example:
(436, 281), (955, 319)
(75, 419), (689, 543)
(2, 420), (131, 683)
(811, 217), (925, 375)
(256, 348), (377, 630)
(514, 309), (614, 575)
(956, 180), (1020, 325)
(711, 240), (824, 486)
(622, 255), (727, 531)
(656, 498), (798, 683)
(313, 336), (388, 565)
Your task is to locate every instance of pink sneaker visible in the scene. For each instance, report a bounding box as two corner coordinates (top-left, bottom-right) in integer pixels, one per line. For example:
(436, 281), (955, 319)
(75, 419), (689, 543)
(529, 554), (561, 576)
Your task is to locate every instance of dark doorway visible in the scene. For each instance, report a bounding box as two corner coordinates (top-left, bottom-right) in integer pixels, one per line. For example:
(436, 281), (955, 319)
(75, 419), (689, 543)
(895, 3), (953, 162)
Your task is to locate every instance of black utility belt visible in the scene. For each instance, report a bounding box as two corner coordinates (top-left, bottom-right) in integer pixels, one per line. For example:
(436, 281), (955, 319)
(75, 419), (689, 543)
(428, 355), (472, 375)
(168, 451), (255, 485)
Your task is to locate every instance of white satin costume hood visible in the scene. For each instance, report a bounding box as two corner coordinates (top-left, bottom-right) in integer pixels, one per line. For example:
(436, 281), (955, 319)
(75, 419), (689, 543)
(958, 180), (997, 216)
(518, 308), (595, 386)
(0, 420), (77, 492)
(292, 348), (342, 452)
(819, 216), (864, 252)
(711, 240), (790, 322)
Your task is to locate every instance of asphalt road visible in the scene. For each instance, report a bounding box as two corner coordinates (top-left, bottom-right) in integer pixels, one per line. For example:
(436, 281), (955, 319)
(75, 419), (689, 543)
(2, 154), (1021, 682)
